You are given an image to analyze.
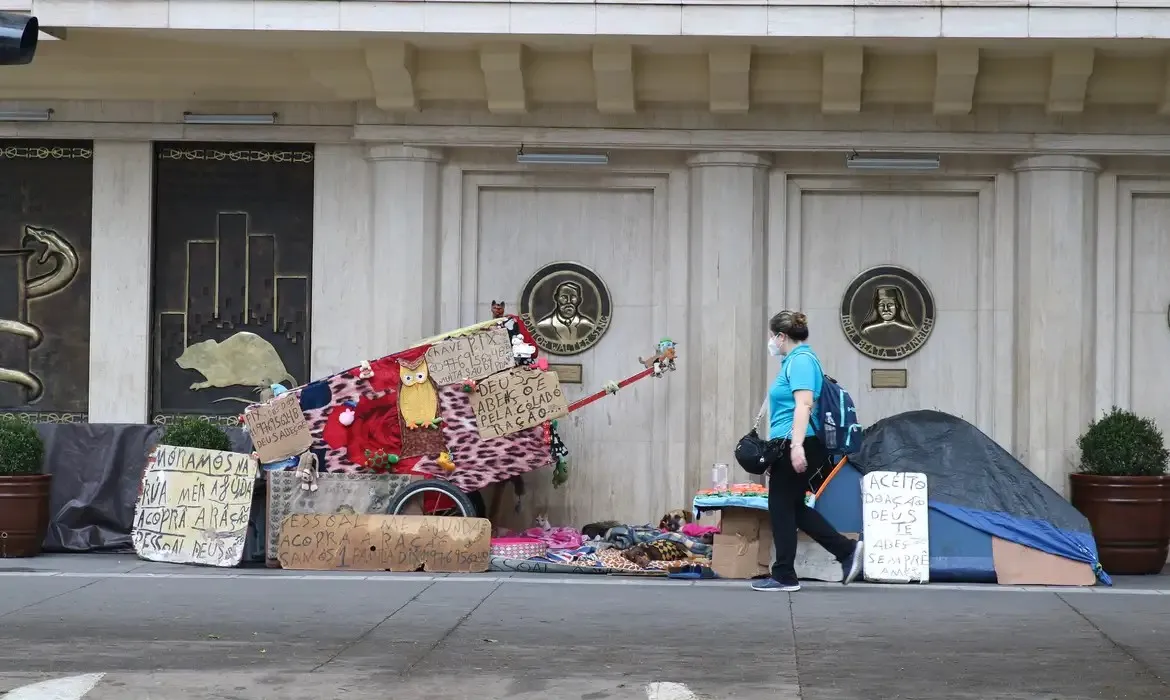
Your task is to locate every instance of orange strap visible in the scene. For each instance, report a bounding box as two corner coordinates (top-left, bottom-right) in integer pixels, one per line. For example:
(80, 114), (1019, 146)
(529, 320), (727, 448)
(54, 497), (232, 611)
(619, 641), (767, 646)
(814, 456), (848, 499)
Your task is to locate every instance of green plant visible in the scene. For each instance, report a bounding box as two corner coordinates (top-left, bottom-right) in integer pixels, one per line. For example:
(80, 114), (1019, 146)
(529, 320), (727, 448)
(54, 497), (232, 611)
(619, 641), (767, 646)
(1077, 407), (1169, 477)
(0, 418), (45, 476)
(159, 417), (233, 452)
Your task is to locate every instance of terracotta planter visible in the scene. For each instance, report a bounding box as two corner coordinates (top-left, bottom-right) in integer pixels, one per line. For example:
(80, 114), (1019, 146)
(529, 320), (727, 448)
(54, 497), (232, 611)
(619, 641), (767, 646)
(1069, 473), (1170, 575)
(0, 474), (51, 558)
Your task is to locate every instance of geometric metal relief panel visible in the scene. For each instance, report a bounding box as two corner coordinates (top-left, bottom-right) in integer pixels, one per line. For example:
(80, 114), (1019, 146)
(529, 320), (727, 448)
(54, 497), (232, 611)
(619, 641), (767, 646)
(150, 142), (314, 425)
(0, 140), (94, 424)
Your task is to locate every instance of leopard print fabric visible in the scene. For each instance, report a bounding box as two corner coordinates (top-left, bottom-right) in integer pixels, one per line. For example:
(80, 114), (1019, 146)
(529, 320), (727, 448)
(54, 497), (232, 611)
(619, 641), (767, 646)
(298, 372), (370, 474)
(411, 384), (553, 491)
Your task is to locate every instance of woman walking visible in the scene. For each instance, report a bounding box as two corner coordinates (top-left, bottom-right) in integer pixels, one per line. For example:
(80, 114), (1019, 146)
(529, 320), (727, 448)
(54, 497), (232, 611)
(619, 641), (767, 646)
(753, 310), (865, 592)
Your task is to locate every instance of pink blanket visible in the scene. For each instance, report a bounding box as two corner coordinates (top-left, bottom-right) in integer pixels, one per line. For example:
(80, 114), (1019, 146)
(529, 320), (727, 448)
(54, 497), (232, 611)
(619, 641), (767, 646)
(523, 526), (583, 550)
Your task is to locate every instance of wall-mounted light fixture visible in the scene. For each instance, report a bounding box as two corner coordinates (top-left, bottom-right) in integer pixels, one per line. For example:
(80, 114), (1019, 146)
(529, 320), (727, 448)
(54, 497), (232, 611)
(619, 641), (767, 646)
(182, 112), (278, 126)
(846, 152), (941, 171)
(0, 108), (52, 122)
(516, 146), (608, 165)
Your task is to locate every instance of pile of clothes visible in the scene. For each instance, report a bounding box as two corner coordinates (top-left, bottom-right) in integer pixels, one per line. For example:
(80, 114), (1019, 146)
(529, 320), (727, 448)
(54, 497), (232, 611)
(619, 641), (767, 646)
(490, 510), (720, 574)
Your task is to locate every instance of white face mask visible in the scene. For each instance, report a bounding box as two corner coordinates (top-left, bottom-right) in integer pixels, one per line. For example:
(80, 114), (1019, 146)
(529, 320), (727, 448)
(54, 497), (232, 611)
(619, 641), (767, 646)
(768, 336), (782, 357)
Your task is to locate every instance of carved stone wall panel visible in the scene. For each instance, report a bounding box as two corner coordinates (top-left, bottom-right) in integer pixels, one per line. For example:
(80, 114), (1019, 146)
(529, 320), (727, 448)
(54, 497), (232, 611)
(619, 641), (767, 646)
(0, 140), (93, 422)
(150, 143), (315, 422)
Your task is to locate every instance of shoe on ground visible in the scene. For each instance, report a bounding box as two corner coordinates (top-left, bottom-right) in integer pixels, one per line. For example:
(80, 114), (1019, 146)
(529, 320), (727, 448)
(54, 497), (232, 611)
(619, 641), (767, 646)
(842, 541), (864, 585)
(751, 577), (801, 592)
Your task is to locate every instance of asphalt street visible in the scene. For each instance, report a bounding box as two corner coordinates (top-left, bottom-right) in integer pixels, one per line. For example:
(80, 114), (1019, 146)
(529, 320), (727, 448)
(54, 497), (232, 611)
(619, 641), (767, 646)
(0, 555), (1168, 700)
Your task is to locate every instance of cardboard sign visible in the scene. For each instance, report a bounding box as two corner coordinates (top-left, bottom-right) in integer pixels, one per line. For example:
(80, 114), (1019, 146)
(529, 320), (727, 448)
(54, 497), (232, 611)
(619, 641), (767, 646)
(861, 471), (930, 583)
(424, 328), (515, 386)
(276, 513), (492, 573)
(470, 366), (569, 439)
(244, 393), (312, 463)
(132, 445), (259, 567)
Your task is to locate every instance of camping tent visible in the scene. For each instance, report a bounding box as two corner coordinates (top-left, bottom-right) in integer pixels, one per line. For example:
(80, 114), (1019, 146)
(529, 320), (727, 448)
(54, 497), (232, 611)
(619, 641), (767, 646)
(814, 410), (1109, 586)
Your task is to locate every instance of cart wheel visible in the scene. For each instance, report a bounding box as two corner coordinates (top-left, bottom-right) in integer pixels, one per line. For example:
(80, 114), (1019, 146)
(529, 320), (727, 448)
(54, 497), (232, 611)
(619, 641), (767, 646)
(388, 480), (482, 518)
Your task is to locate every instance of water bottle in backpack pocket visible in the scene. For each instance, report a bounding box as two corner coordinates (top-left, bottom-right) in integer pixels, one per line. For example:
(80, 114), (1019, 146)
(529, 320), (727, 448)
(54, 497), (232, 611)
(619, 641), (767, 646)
(817, 374), (862, 455)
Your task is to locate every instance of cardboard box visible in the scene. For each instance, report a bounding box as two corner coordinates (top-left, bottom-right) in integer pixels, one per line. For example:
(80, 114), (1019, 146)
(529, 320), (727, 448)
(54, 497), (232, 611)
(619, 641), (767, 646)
(712, 507), (773, 579)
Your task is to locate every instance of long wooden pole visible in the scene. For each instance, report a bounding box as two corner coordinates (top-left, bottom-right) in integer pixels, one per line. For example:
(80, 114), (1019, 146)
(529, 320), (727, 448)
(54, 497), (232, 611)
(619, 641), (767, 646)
(566, 366), (657, 414)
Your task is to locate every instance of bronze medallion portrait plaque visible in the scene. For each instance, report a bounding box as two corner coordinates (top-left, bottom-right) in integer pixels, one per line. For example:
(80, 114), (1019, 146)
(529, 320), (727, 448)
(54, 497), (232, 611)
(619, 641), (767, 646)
(840, 265), (935, 361)
(519, 261), (612, 356)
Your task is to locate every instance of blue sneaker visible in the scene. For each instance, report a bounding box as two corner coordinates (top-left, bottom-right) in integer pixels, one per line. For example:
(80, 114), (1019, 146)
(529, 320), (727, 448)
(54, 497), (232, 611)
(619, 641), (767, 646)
(752, 577), (800, 592)
(841, 541), (864, 585)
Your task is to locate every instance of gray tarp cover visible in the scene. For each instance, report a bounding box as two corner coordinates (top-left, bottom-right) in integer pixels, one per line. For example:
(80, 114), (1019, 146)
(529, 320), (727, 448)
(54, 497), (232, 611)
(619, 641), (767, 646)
(847, 409), (1093, 534)
(35, 423), (254, 552)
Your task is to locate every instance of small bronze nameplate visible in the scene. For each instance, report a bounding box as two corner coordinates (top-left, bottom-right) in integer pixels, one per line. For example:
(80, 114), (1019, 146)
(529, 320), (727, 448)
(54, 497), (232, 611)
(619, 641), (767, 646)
(871, 368), (908, 389)
(548, 363), (583, 384)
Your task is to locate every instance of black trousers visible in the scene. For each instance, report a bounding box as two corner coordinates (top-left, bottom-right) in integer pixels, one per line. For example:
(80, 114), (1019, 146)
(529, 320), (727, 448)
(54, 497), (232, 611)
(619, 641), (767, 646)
(768, 436), (856, 581)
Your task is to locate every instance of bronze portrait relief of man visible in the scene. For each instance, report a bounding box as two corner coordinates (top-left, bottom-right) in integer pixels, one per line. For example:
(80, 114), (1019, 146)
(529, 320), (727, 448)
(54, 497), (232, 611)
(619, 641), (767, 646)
(519, 262), (612, 356)
(535, 279), (597, 345)
(840, 265), (935, 361)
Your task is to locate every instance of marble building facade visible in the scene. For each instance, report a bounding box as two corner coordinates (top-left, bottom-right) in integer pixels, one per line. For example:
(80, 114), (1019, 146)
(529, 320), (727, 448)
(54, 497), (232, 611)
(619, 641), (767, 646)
(1, 0), (1169, 522)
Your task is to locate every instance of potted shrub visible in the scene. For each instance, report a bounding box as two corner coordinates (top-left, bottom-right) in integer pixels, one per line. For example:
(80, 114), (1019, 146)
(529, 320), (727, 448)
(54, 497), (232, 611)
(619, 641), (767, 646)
(158, 417), (233, 452)
(0, 419), (50, 558)
(1070, 407), (1170, 575)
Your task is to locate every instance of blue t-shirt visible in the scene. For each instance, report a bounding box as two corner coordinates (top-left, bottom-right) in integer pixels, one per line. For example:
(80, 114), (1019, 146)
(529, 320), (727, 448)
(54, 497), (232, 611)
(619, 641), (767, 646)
(769, 345), (823, 440)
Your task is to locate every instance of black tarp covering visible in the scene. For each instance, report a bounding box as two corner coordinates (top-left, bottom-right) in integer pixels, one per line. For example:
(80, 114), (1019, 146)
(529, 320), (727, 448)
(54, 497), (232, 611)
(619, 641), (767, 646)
(848, 409), (1092, 534)
(34, 423), (254, 553)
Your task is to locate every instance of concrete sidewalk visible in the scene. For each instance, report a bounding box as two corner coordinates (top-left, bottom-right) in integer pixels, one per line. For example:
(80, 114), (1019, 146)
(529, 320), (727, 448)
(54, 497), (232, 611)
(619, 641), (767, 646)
(0, 554), (1167, 699)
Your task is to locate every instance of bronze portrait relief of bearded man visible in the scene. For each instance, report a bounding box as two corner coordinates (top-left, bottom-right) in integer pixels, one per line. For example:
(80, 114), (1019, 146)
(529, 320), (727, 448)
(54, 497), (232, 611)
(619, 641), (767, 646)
(519, 262), (612, 356)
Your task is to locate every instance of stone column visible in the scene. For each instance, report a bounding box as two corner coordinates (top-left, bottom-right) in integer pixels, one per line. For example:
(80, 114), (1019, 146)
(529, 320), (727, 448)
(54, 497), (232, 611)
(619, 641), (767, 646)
(687, 151), (771, 496)
(1012, 155), (1100, 496)
(312, 144), (373, 378)
(366, 145), (444, 354)
(89, 141), (153, 423)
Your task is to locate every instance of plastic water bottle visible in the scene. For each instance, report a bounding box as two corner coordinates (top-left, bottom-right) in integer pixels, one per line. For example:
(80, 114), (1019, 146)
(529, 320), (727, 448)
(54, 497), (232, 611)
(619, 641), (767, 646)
(711, 463), (729, 491)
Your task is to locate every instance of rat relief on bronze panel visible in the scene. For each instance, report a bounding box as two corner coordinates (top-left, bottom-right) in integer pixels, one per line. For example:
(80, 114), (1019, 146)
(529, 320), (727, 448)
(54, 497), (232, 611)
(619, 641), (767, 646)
(149, 142), (316, 424)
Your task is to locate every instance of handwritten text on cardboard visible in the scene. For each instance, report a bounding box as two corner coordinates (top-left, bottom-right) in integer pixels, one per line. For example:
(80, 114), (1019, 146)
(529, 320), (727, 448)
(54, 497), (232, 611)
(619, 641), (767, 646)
(470, 367), (568, 439)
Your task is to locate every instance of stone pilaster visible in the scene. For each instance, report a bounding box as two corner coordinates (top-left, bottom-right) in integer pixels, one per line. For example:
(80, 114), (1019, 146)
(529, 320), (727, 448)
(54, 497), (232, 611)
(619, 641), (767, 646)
(365, 144), (444, 354)
(1012, 155), (1101, 496)
(686, 151), (771, 495)
(89, 141), (153, 423)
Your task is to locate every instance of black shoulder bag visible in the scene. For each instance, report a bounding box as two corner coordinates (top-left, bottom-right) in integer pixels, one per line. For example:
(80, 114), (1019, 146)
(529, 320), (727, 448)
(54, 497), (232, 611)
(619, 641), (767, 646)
(734, 402), (784, 475)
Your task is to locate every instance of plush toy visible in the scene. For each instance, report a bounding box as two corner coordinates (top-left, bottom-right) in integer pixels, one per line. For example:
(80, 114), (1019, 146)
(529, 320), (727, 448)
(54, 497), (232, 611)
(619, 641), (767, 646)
(491, 300), (506, 318)
(437, 451), (456, 472)
(359, 360), (374, 380)
(639, 338), (678, 378)
(511, 335), (536, 361)
(271, 383), (289, 397)
(295, 452), (319, 492)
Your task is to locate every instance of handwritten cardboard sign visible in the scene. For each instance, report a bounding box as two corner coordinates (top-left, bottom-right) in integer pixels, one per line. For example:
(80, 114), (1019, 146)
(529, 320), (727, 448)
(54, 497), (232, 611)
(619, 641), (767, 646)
(276, 513), (491, 573)
(131, 444), (259, 568)
(424, 328), (515, 386)
(470, 366), (568, 439)
(244, 393), (312, 463)
(861, 471), (930, 583)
